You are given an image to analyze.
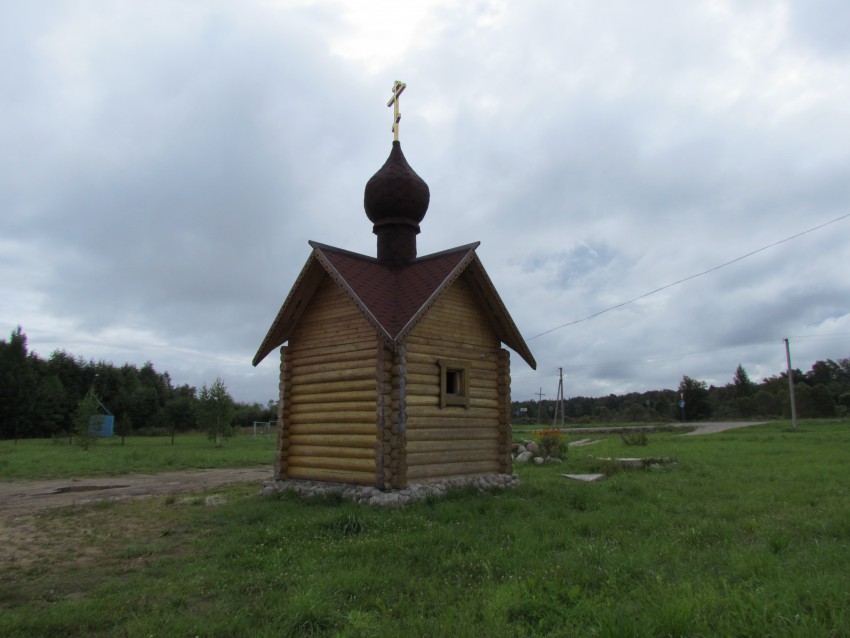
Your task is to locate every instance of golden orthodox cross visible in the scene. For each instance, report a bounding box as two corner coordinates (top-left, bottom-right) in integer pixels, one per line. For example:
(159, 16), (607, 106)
(387, 80), (407, 141)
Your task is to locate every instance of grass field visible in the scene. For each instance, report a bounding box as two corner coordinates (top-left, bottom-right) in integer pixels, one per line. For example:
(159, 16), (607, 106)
(0, 431), (276, 480)
(1, 420), (849, 636)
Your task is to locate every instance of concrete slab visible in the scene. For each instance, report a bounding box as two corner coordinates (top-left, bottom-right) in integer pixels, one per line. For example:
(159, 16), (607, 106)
(562, 473), (606, 482)
(569, 438), (603, 447)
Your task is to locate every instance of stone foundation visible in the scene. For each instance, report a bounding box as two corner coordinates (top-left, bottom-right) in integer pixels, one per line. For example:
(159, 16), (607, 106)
(260, 473), (519, 507)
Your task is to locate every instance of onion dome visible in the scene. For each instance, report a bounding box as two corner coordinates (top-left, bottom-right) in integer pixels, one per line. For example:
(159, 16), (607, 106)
(364, 141), (430, 264)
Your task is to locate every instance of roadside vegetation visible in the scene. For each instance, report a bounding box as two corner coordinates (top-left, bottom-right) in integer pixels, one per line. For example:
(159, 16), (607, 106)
(2, 419), (848, 636)
(515, 360), (850, 425)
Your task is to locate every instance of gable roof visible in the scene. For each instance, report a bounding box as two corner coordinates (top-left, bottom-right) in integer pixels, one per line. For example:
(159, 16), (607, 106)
(252, 242), (536, 369)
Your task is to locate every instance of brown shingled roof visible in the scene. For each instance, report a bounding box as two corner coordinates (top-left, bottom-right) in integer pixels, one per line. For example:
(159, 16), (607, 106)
(252, 242), (536, 369)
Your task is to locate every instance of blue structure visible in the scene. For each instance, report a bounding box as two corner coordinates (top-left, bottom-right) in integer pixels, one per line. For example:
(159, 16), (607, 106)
(87, 391), (114, 437)
(87, 414), (115, 437)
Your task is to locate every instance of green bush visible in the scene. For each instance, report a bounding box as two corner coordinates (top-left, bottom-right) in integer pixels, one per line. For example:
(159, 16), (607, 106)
(621, 430), (649, 446)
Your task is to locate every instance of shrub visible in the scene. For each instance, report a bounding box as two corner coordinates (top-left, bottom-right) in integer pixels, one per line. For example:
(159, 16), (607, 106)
(534, 428), (567, 458)
(620, 430), (649, 446)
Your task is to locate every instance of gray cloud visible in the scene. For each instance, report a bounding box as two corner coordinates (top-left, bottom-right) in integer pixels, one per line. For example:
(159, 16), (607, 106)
(2, 1), (848, 404)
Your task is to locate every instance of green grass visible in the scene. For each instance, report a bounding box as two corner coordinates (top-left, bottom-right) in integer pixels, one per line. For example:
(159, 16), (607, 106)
(0, 432), (276, 479)
(1, 420), (849, 636)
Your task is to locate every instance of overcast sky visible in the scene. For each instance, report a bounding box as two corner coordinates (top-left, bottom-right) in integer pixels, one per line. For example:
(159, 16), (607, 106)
(2, 0), (849, 404)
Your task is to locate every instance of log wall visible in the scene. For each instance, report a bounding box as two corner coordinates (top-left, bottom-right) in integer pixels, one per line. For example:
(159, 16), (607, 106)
(275, 345), (291, 480)
(404, 274), (509, 481)
(283, 277), (378, 485)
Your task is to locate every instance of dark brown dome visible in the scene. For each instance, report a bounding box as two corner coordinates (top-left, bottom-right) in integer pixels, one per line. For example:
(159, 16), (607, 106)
(364, 141), (430, 229)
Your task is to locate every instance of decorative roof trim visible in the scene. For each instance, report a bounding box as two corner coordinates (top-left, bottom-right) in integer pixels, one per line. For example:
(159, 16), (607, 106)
(307, 240), (380, 263)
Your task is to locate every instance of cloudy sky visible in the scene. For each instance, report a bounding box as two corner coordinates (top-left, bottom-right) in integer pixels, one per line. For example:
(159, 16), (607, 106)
(3, 0), (849, 404)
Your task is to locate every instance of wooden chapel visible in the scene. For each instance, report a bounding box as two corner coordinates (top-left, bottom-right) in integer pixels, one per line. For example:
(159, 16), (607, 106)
(252, 83), (536, 489)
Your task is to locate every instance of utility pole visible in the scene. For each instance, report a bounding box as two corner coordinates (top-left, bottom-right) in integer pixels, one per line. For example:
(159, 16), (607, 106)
(551, 368), (565, 428)
(784, 338), (798, 430)
(535, 387), (546, 424)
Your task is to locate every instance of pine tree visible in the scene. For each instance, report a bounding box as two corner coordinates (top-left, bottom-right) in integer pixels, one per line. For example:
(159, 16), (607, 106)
(196, 378), (235, 447)
(73, 390), (102, 450)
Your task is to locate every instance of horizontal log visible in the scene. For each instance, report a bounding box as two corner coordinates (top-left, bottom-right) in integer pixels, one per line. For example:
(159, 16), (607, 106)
(414, 321), (495, 340)
(405, 428), (498, 441)
(287, 466), (376, 485)
(297, 301), (365, 321)
(406, 439), (497, 453)
(420, 300), (490, 317)
(404, 351), (441, 365)
(406, 406), (499, 420)
(291, 390), (377, 404)
(407, 416), (499, 429)
(288, 433), (376, 447)
(289, 342), (376, 367)
(404, 383), (440, 397)
(289, 401), (376, 415)
(407, 329), (496, 349)
(288, 444), (376, 459)
(400, 361), (439, 376)
(291, 326), (377, 347)
(407, 449), (496, 466)
(291, 320), (375, 339)
(393, 388), (502, 408)
(288, 455), (377, 473)
(290, 411), (375, 425)
(404, 337), (494, 355)
(296, 291), (360, 314)
(291, 378), (375, 396)
(404, 394), (439, 407)
(469, 397), (500, 410)
(290, 355), (380, 376)
(469, 387), (500, 401)
(398, 369), (500, 388)
(293, 367), (376, 385)
(289, 341), (377, 363)
(405, 354), (501, 375)
(288, 422), (376, 436)
(406, 460), (500, 481)
(404, 372), (438, 386)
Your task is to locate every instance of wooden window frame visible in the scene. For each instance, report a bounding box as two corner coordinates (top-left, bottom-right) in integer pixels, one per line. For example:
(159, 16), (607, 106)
(438, 358), (469, 409)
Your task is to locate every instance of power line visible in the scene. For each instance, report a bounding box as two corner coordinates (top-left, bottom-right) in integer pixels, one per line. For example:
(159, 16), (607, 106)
(527, 212), (850, 341)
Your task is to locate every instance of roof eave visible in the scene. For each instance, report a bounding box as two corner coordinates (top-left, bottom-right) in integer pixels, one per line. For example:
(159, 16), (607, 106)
(463, 256), (537, 370)
(251, 249), (325, 366)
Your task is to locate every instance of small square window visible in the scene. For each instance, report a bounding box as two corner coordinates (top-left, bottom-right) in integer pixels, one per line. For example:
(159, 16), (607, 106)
(446, 369), (464, 395)
(439, 359), (469, 409)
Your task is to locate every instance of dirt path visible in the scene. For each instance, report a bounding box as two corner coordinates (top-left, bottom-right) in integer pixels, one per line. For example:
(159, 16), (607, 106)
(683, 421), (767, 435)
(0, 467), (272, 518)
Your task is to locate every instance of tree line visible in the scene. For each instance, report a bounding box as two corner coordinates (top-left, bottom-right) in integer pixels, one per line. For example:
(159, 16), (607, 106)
(513, 360), (850, 425)
(0, 327), (276, 441)
(4, 326), (848, 439)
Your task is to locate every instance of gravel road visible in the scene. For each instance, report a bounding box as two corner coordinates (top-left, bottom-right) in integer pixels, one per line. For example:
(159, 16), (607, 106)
(0, 467), (272, 518)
